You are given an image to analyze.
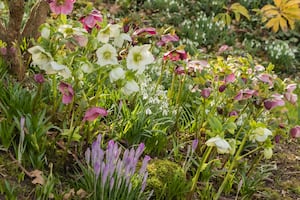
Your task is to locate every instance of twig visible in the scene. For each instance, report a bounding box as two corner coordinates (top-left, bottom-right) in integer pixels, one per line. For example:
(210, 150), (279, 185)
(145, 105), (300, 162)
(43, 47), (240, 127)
(8, 151), (32, 178)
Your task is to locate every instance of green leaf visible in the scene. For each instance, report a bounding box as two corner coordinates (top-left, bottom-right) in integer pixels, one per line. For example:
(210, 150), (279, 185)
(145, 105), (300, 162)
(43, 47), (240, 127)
(208, 116), (223, 133)
(224, 121), (237, 134)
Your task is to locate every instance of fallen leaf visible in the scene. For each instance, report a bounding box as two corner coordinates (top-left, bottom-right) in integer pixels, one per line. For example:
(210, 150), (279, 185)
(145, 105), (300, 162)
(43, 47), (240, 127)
(30, 170), (44, 185)
(63, 188), (75, 200)
(76, 189), (88, 198)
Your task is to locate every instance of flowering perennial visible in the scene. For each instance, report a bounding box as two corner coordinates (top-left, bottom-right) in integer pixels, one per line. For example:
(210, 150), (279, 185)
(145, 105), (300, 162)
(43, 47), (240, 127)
(84, 135), (151, 199)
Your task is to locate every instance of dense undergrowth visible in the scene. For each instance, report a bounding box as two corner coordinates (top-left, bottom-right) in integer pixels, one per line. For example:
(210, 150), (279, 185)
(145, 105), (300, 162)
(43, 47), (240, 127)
(0, 0), (299, 199)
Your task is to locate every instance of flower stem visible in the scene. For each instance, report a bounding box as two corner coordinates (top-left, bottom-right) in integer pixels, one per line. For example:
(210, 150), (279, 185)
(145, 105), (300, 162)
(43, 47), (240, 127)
(214, 134), (248, 200)
(190, 146), (213, 193)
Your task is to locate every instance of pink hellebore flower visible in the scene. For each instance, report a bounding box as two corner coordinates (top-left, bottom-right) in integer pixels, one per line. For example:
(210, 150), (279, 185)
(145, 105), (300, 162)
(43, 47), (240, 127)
(290, 125), (300, 138)
(217, 45), (231, 54)
(263, 94), (285, 110)
(133, 27), (156, 36)
(80, 10), (103, 32)
(34, 74), (45, 84)
(175, 66), (185, 75)
(163, 49), (188, 61)
(225, 73), (236, 84)
(234, 89), (257, 101)
(284, 83), (298, 104)
(157, 34), (179, 46)
(201, 88), (211, 99)
(58, 82), (74, 104)
(83, 107), (108, 122)
(49, 0), (76, 15)
(258, 74), (273, 87)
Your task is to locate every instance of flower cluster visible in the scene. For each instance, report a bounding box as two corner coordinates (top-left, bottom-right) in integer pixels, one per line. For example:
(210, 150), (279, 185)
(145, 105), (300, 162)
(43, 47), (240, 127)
(83, 134), (151, 199)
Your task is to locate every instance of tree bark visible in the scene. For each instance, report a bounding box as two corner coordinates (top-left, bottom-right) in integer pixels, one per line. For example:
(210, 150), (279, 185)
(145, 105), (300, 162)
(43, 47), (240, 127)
(0, 0), (49, 81)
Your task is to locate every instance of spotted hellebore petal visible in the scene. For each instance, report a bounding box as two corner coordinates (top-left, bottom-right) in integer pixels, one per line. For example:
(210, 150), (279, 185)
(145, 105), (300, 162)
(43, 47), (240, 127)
(83, 107), (108, 122)
(205, 136), (231, 154)
(49, 0), (76, 15)
(58, 82), (74, 104)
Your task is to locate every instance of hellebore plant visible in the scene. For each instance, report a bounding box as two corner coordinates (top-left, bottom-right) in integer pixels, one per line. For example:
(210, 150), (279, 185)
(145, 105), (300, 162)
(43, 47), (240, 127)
(78, 134), (151, 200)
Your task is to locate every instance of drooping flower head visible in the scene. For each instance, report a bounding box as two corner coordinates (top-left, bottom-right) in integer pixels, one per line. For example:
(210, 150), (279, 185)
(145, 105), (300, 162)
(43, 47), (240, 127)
(58, 82), (74, 104)
(157, 34), (179, 46)
(290, 125), (300, 138)
(34, 74), (45, 84)
(133, 27), (157, 37)
(205, 136), (231, 154)
(126, 45), (154, 74)
(163, 49), (188, 61)
(80, 10), (103, 32)
(263, 94), (285, 110)
(250, 127), (272, 143)
(97, 24), (121, 43)
(49, 0), (76, 15)
(83, 107), (108, 122)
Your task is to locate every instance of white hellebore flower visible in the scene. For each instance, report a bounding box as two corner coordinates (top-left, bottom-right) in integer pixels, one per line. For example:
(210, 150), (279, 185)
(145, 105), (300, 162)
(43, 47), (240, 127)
(122, 80), (139, 95)
(96, 44), (118, 66)
(97, 24), (121, 43)
(126, 44), (154, 74)
(58, 24), (87, 37)
(264, 148), (273, 159)
(28, 46), (52, 66)
(109, 67), (125, 82)
(80, 62), (94, 73)
(45, 61), (71, 79)
(114, 33), (132, 48)
(250, 127), (272, 143)
(41, 26), (50, 39)
(205, 136), (231, 154)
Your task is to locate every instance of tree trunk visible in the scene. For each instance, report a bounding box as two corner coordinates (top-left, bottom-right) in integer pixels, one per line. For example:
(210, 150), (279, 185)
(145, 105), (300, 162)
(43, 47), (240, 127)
(0, 0), (49, 81)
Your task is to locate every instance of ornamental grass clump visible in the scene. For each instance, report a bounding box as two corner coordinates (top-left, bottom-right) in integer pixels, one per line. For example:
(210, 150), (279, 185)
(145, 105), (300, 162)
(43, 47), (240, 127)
(78, 134), (151, 200)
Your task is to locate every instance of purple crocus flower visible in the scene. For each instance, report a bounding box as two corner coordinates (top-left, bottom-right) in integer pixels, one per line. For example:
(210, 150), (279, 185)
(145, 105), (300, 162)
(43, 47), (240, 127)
(192, 139), (198, 153)
(139, 155), (151, 176)
(83, 107), (108, 121)
(58, 82), (74, 104)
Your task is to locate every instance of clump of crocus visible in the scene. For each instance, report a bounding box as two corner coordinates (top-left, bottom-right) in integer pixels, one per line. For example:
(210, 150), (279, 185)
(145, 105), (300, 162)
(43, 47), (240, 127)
(80, 134), (151, 199)
(58, 82), (74, 104)
(49, 0), (76, 15)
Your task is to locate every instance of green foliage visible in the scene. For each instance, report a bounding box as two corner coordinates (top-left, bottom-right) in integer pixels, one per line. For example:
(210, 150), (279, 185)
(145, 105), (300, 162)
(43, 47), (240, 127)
(146, 159), (190, 200)
(0, 180), (18, 200)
